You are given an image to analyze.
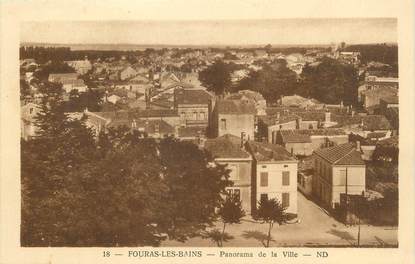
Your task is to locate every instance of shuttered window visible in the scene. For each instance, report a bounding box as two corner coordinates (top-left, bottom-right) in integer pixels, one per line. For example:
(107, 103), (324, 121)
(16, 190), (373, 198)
(260, 172), (268, 187)
(282, 171), (290, 186)
(282, 193), (290, 207)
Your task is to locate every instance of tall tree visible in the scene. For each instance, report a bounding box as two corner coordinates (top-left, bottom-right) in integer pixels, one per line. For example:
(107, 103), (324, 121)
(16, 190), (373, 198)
(236, 61), (298, 103)
(255, 198), (289, 247)
(298, 57), (359, 105)
(199, 60), (232, 95)
(158, 137), (232, 241)
(218, 195), (245, 246)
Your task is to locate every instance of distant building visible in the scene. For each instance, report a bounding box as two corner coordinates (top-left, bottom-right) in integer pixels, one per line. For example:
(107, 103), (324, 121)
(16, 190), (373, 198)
(276, 129), (349, 156)
(211, 99), (256, 140)
(174, 88), (213, 127)
(312, 143), (366, 209)
(205, 134), (253, 214)
(48, 73), (87, 93)
(359, 76), (399, 109)
(120, 66), (138, 81)
(333, 114), (392, 139)
(65, 58), (92, 75)
(226, 90), (267, 116)
(246, 141), (298, 215)
(84, 111), (175, 138)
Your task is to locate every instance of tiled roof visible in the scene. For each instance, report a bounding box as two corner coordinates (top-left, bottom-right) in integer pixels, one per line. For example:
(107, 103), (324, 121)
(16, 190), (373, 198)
(279, 129), (347, 143)
(314, 143), (364, 165)
(246, 141), (296, 162)
(216, 99), (256, 115)
(260, 113), (298, 126)
(333, 114), (392, 131)
(278, 130), (311, 143)
(175, 88), (212, 105)
(178, 126), (206, 138)
(205, 134), (251, 159)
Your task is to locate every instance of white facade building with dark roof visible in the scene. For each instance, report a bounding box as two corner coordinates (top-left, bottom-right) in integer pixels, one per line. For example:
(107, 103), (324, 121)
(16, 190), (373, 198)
(312, 143), (366, 209)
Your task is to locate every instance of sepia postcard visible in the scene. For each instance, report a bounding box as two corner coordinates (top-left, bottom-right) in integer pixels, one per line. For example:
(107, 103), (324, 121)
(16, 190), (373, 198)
(1, 0), (414, 263)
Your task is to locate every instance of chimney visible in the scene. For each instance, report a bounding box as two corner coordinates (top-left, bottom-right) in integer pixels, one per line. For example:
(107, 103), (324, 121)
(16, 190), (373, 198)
(351, 110), (355, 117)
(356, 140), (361, 151)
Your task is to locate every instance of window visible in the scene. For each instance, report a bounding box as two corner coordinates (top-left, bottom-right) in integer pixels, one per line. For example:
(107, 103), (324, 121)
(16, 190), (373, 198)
(220, 119), (227, 130)
(260, 193), (268, 203)
(180, 112), (186, 120)
(261, 165), (267, 168)
(29, 108), (34, 114)
(260, 172), (268, 187)
(282, 193), (290, 207)
(282, 171), (290, 186)
(193, 111), (198, 120)
(283, 165), (288, 168)
(199, 112), (206, 120)
(308, 124), (314, 129)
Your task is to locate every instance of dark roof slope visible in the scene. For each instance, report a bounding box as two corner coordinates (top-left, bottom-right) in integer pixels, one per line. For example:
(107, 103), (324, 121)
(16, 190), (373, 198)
(178, 126), (206, 138)
(333, 114), (392, 130)
(314, 143), (364, 165)
(175, 89), (212, 105)
(247, 141), (296, 162)
(205, 134), (250, 159)
(216, 99), (256, 115)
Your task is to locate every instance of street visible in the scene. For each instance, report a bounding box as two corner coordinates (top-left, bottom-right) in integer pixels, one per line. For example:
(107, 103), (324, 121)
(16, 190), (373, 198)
(161, 192), (398, 247)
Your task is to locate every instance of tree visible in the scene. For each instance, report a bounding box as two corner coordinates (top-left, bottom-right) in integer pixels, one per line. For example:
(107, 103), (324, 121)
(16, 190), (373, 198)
(199, 60), (232, 95)
(20, 79), (31, 99)
(235, 62), (297, 103)
(255, 198), (289, 247)
(33, 61), (76, 81)
(217, 195), (245, 246)
(158, 137), (232, 241)
(298, 57), (359, 105)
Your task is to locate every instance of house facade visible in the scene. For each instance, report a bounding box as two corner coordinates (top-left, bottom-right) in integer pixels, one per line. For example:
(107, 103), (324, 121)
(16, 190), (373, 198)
(312, 143), (366, 209)
(212, 99), (256, 140)
(175, 88), (212, 127)
(205, 134), (253, 214)
(246, 141), (298, 215)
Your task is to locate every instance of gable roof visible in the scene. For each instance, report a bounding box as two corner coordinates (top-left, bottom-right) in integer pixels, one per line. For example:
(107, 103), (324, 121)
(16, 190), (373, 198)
(247, 141), (296, 162)
(205, 134), (251, 159)
(314, 143), (365, 165)
(175, 88), (213, 106)
(216, 99), (256, 115)
(278, 129), (347, 143)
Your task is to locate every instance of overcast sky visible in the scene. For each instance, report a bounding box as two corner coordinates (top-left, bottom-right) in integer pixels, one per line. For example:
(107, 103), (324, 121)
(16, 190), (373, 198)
(21, 18), (397, 46)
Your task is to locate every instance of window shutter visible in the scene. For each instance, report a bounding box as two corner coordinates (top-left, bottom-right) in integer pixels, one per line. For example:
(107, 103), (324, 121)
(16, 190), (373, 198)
(282, 171), (290, 186)
(282, 192), (290, 207)
(260, 172), (268, 187)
